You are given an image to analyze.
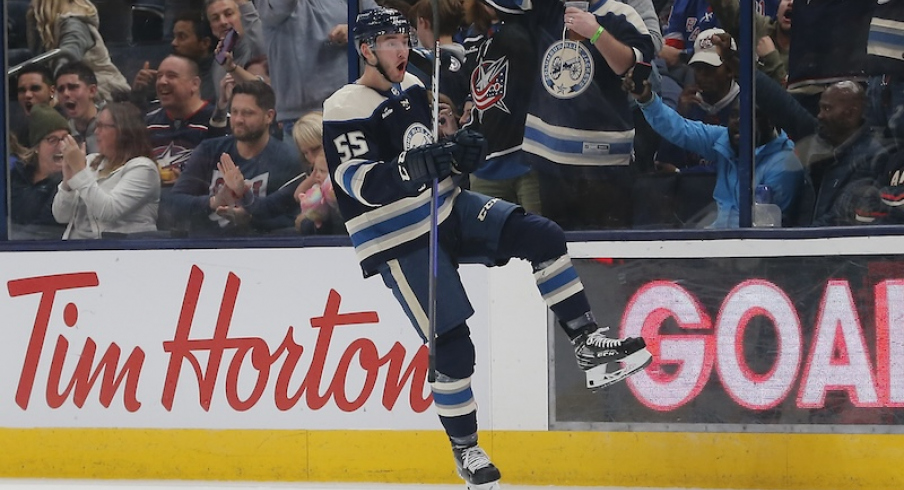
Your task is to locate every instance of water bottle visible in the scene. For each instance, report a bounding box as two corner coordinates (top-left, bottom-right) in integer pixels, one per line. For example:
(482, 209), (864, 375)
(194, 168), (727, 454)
(753, 184), (781, 227)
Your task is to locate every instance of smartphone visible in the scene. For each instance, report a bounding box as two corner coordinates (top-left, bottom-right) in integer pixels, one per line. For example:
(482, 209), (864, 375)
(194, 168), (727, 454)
(630, 61), (653, 95)
(215, 28), (240, 65)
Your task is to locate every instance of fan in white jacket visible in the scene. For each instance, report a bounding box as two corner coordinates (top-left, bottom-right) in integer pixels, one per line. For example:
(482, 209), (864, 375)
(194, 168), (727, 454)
(53, 103), (161, 239)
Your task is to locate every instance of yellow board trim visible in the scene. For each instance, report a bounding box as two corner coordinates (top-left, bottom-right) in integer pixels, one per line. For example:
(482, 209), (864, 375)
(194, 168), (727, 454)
(1, 429), (903, 489)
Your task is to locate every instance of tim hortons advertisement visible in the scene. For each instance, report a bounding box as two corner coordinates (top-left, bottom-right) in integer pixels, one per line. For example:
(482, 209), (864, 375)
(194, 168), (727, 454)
(0, 249), (491, 430)
(552, 256), (904, 430)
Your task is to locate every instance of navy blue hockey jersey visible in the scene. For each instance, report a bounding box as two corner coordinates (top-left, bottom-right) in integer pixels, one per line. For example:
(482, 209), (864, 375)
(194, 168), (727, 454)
(868, 0), (904, 77)
(521, 0), (655, 168)
(464, 19), (538, 180)
(146, 101), (227, 172)
(408, 46), (471, 115)
(787, 0), (875, 89)
(323, 73), (460, 276)
(166, 135), (300, 235)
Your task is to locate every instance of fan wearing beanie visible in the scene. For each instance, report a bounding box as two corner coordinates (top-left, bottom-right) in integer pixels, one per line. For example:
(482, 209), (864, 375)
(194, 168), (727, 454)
(28, 104), (70, 148)
(8, 104), (70, 239)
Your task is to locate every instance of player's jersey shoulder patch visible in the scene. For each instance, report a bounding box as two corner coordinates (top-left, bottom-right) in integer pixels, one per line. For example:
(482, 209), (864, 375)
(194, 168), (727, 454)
(541, 40), (594, 99)
(403, 123), (434, 150)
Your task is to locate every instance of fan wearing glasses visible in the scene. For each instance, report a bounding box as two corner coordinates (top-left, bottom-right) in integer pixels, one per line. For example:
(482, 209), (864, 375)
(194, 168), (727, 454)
(8, 104), (70, 240)
(52, 102), (162, 239)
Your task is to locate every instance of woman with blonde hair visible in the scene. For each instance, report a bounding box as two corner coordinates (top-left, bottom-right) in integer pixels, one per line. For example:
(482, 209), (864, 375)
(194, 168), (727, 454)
(53, 102), (161, 239)
(28, 0), (130, 101)
(291, 111), (343, 235)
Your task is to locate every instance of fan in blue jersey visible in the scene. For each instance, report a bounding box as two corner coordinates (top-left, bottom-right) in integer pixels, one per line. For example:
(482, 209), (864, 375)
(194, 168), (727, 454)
(517, 0), (657, 229)
(322, 7), (652, 489)
(166, 80), (300, 236)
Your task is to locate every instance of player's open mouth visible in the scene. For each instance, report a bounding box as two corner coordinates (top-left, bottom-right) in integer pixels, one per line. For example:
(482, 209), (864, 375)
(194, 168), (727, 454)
(24, 102), (33, 112)
(398, 62), (406, 72)
(64, 101), (77, 111)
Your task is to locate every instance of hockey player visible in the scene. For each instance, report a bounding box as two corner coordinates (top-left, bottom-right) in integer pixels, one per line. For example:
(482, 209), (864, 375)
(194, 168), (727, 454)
(322, 7), (652, 489)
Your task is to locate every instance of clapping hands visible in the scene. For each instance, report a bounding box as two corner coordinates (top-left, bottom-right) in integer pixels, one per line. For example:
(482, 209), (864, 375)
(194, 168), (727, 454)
(210, 153), (250, 215)
(59, 134), (87, 188)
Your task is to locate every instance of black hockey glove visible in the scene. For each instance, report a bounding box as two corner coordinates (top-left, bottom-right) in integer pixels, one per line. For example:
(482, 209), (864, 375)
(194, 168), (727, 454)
(450, 129), (488, 174)
(396, 142), (455, 193)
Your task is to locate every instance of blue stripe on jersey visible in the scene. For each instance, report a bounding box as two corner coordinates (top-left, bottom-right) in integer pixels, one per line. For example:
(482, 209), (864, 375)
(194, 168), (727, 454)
(350, 201), (431, 245)
(870, 27), (904, 49)
(433, 387), (475, 407)
(349, 186), (456, 246)
(336, 159), (379, 207)
(523, 126), (634, 155)
(537, 267), (580, 297)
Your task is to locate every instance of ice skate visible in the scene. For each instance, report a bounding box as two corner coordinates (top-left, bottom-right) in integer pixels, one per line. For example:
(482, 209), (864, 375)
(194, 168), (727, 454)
(453, 443), (501, 490)
(572, 326), (652, 390)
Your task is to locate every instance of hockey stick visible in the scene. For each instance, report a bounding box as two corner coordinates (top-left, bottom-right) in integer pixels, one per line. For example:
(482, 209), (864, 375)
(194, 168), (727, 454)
(427, 0), (441, 384)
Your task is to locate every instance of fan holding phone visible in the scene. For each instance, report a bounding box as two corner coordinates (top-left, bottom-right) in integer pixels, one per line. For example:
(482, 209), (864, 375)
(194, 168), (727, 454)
(215, 28), (240, 66)
(628, 61), (653, 96)
(205, 0), (267, 101)
(625, 33), (804, 229)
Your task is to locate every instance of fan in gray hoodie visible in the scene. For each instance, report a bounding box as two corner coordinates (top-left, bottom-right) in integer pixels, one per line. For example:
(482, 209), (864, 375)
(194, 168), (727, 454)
(259, 0), (379, 138)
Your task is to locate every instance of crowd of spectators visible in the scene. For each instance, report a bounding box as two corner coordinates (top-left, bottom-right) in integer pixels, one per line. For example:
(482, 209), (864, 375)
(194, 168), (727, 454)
(6, 0), (904, 240)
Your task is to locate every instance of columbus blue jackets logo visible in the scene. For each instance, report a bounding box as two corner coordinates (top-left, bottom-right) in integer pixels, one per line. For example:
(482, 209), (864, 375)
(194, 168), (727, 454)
(541, 40), (594, 99)
(154, 141), (193, 171)
(471, 57), (510, 113)
(403, 123), (434, 150)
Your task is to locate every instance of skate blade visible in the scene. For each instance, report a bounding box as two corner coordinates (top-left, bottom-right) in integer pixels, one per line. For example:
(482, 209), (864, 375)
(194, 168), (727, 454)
(585, 348), (653, 390)
(466, 482), (501, 490)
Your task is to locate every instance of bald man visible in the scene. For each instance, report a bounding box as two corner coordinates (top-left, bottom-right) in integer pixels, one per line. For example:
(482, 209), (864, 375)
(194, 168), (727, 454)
(803, 81), (888, 226)
(815, 81), (868, 148)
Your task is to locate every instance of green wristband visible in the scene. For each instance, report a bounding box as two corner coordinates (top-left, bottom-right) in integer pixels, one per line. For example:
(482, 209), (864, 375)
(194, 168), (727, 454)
(590, 25), (604, 43)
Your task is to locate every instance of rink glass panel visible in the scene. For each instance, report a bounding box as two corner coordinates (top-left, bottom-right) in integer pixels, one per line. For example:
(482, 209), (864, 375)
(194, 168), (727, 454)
(9, 0), (894, 239)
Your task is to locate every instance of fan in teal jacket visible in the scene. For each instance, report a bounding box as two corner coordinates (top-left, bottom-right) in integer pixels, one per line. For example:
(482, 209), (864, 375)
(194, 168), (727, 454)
(638, 92), (803, 228)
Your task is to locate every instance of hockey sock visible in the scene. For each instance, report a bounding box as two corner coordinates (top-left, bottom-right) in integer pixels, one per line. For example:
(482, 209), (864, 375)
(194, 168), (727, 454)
(496, 213), (597, 340)
(533, 255), (597, 340)
(431, 373), (478, 438)
(432, 325), (478, 438)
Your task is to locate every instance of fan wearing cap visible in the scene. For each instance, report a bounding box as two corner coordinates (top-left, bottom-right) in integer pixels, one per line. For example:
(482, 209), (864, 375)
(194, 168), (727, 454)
(657, 28), (740, 173)
(628, 46), (804, 228)
(9, 104), (70, 239)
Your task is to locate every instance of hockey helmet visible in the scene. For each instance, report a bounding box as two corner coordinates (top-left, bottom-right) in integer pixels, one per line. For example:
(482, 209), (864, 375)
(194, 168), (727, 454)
(353, 7), (411, 56)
